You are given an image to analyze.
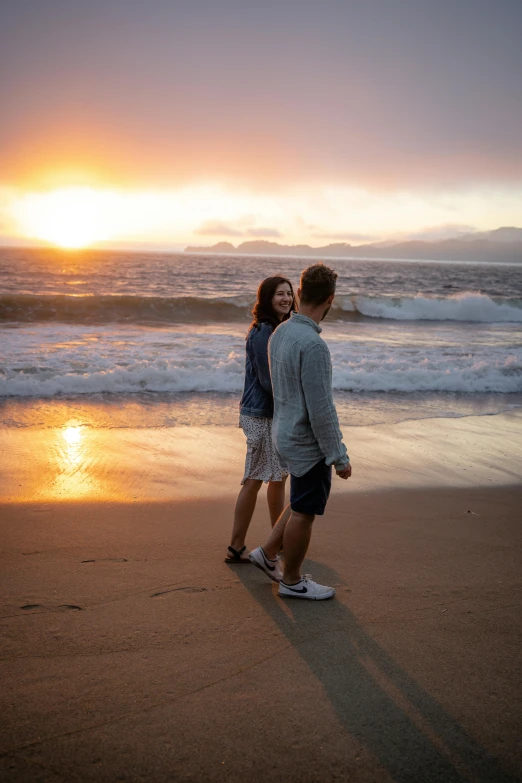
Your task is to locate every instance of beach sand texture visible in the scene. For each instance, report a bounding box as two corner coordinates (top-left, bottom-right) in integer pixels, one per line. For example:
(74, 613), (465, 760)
(1, 412), (521, 782)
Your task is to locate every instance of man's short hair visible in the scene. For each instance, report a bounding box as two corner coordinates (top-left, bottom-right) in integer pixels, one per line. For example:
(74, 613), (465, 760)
(299, 263), (338, 306)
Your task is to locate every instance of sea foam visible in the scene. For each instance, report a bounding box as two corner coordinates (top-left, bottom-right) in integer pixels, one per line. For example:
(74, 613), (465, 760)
(1, 324), (521, 396)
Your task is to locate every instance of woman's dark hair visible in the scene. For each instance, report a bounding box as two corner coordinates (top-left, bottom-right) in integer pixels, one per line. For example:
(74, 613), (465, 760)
(249, 276), (296, 332)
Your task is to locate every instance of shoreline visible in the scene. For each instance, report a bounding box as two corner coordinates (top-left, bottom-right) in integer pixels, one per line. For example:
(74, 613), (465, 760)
(1, 390), (522, 430)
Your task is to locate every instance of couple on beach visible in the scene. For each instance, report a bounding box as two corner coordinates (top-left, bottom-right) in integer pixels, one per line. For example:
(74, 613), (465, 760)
(226, 263), (351, 600)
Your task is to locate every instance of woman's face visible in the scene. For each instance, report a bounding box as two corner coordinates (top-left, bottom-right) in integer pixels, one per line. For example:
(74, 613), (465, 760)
(271, 282), (294, 321)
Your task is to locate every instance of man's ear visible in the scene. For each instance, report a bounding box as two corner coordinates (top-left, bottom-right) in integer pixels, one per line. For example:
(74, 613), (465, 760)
(327, 293), (335, 305)
(297, 287), (301, 300)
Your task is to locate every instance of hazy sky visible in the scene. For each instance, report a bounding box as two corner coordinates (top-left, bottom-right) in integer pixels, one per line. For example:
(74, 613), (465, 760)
(1, 0), (521, 247)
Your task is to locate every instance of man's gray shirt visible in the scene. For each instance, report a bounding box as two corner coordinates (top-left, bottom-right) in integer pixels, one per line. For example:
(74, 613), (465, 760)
(269, 312), (349, 477)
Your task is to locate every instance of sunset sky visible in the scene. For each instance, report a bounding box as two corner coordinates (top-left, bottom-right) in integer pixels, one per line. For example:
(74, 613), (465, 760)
(1, 0), (521, 249)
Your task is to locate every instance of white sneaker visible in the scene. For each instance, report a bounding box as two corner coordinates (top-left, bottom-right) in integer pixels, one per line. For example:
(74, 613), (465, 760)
(249, 547), (283, 583)
(278, 574), (335, 600)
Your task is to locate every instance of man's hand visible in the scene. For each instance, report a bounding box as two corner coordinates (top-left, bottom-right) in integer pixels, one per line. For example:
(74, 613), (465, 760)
(336, 464), (352, 479)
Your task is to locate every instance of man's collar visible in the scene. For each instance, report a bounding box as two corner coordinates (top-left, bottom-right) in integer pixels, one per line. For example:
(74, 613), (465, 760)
(290, 311), (322, 333)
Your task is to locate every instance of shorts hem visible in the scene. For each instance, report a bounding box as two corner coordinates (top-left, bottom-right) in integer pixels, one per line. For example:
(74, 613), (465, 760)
(290, 502), (326, 516)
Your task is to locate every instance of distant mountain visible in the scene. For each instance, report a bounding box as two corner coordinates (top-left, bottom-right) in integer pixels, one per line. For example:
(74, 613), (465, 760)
(470, 227), (522, 243)
(185, 227), (522, 263)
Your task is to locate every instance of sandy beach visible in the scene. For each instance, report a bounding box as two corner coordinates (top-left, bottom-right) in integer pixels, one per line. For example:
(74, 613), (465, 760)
(1, 409), (521, 782)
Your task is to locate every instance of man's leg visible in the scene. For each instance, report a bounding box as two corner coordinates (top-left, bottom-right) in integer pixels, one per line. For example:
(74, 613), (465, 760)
(250, 460), (334, 596)
(277, 506), (334, 598)
(280, 511), (314, 585)
(279, 460), (334, 599)
(262, 506), (313, 583)
(261, 501), (291, 558)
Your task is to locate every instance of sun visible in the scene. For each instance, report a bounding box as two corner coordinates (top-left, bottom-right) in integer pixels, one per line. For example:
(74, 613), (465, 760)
(13, 187), (112, 249)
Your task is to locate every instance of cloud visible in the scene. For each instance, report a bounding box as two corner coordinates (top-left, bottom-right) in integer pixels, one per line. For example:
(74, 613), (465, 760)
(246, 227), (282, 238)
(195, 221), (282, 239)
(312, 231), (381, 243)
(195, 221), (243, 237)
(405, 224), (477, 241)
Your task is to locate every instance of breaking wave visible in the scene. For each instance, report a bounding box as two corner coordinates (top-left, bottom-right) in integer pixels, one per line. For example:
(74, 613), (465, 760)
(0, 294), (251, 324)
(1, 291), (522, 324)
(336, 292), (522, 322)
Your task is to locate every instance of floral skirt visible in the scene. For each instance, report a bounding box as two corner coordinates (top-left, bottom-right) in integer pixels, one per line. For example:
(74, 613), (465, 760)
(240, 414), (288, 484)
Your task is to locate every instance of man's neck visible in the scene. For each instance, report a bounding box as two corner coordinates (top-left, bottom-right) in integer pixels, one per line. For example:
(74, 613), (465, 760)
(297, 304), (324, 325)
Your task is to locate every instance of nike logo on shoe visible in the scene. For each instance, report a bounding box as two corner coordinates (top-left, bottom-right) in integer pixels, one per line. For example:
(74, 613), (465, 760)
(249, 547), (283, 582)
(282, 583), (308, 593)
(260, 550), (276, 571)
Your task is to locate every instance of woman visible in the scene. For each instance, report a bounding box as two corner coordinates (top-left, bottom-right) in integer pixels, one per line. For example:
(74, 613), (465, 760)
(225, 276), (295, 563)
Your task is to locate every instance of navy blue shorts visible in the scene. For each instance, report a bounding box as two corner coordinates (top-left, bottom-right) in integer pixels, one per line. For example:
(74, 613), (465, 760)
(290, 459), (332, 516)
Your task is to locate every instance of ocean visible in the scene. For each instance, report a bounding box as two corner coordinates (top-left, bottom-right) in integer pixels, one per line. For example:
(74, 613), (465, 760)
(1, 247), (521, 428)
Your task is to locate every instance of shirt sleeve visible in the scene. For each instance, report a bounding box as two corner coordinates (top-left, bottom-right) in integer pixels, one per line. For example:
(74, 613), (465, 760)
(301, 342), (349, 469)
(251, 324), (273, 395)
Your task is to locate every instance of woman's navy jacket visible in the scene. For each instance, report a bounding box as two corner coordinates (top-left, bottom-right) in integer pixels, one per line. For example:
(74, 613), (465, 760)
(240, 322), (274, 418)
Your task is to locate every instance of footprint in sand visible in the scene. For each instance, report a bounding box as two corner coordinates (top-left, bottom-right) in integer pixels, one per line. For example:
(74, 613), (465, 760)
(81, 558), (128, 563)
(20, 604), (84, 612)
(151, 587), (207, 597)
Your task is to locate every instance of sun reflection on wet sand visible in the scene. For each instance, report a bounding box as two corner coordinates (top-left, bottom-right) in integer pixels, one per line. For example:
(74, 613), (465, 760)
(0, 417), (245, 503)
(62, 425), (82, 447)
(1, 406), (521, 504)
(50, 424), (98, 499)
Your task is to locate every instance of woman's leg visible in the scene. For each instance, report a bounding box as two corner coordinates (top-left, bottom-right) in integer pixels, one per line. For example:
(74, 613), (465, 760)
(228, 479), (263, 552)
(266, 476), (288, 528)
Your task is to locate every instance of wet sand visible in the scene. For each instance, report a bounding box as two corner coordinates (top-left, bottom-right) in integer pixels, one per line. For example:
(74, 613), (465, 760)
(1, 410), (521, 503)
(1, 413), (521, 781)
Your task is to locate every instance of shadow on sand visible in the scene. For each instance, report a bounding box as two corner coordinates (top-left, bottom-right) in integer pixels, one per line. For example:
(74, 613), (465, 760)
(236, 559), (517, 783)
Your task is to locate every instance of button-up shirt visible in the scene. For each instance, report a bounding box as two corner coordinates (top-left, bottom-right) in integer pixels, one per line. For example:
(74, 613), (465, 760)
(269, 311), (349, 477)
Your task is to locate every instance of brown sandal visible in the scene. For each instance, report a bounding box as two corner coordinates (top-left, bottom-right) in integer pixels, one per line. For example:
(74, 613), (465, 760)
(224, 545), (251, 564)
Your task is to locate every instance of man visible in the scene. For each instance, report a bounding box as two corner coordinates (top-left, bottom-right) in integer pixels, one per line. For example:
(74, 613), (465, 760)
(249, 263), (351, 600)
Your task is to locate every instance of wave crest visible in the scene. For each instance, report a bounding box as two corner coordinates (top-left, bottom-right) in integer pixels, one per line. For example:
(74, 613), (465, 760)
(0, 294), (250, 325)
(336, 292), (522, 322)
